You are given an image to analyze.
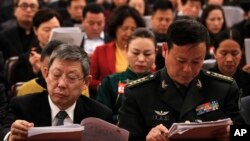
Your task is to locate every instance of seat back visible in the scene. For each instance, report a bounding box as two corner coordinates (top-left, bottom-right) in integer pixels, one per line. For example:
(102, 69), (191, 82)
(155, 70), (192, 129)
(240, 96), (250, 124)
(9, 81), (24, 99)
(4, 56), (19, 86)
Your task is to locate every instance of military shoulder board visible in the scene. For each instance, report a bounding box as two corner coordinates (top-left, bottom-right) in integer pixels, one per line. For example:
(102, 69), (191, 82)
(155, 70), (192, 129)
(204, 70), (233, 82)
(126, 74), (156, 88)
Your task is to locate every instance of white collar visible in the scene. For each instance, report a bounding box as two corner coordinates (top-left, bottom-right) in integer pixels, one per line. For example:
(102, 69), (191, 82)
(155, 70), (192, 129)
(84, 31), (104, 40)
(48, 95), (76, 122)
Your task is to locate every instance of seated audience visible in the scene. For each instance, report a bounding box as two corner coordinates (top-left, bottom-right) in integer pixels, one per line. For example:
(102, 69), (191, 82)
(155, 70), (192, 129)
(62, 0), (86, 28)
(210, 29), (250, 98)
(0, 43), (113, 141)
(89, 5), (145, 98)
(128, 0), (149, 16)
(150, 0), (174, 70)
(12, 8), (62, 85)
(200, 4), (227, 59)
(97, 28), (156, 123)
(81, 3), (112, 57)
(177, 0), (204, 19)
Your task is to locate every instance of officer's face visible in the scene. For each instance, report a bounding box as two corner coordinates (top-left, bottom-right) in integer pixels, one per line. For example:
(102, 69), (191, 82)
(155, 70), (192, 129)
(165, 43), (206, 86)
(126, 37), (156, 73)
(214, 39), (242, 77)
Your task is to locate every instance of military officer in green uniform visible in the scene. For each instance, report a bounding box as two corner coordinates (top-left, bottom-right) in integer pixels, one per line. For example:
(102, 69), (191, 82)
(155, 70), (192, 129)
(97, 28), (157, 123)
(118, 19), (245, 141)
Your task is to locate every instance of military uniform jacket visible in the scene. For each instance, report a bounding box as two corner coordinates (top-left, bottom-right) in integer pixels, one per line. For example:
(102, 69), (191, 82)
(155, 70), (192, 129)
(97, 68), (150, 122)
(118, 68), (245, 140)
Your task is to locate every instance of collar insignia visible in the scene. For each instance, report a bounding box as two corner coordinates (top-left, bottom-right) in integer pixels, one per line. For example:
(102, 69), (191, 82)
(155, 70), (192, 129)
(196, 79), (202, 88)
(161, 80), (168, 89)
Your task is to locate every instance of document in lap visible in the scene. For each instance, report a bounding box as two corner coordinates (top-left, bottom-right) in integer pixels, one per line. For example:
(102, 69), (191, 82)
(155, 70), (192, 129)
(27, 117), (129, 141)
(49, 27), (84, 46)
(244, 39), (250, 64)
(168, 118), (233, 140)
(80, 117), (129, 141)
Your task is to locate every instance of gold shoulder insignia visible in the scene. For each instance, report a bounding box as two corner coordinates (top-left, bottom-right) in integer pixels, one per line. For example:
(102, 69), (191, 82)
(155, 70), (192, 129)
(204, 70), (233, 82)
(126, 74), (156, 88)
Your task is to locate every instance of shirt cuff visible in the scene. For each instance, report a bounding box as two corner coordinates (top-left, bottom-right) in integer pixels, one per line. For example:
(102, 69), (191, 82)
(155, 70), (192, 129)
(3, 131), (11, 141)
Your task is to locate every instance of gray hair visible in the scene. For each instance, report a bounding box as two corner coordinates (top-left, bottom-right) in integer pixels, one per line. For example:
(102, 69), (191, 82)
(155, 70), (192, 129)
(48, 43), (90, 77)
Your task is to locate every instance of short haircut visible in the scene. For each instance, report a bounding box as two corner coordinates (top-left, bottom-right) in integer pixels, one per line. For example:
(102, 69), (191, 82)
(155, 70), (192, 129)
(48, 44), (90, 77)
(40, 40), (64, 62)
(82, 3), (104, 18)
(152, 0), (174, 14)
(181, 0), (205, 5)
(33, 8), (62, 29)
(108, 5), (146, 38)
(200, 5), (227, 32)
(127, 27), (157, 48)
(166, 19), (210, 50)
(214, 29), (243, 51)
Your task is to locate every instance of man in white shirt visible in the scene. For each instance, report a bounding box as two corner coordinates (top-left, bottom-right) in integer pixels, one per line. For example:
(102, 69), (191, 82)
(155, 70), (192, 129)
(0, 43), (113, 141)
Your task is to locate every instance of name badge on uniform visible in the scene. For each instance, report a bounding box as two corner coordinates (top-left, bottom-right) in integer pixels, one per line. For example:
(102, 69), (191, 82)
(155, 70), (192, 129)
(196, 100), (219, 116)
(118, 81), (126, 94)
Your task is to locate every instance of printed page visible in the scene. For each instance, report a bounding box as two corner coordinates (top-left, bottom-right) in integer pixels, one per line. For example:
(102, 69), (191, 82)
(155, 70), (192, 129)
(27, 124), (84, 141)
(168, 118), (233, 140)
(81, 117), (129, 141)
(49, 27), (84, 46)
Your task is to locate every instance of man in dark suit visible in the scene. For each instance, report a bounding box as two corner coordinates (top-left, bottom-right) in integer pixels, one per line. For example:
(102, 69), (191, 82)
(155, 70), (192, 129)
(118, 19), (245, 141)
(81, 3), (112, 57)
(0, 43), (113, 141)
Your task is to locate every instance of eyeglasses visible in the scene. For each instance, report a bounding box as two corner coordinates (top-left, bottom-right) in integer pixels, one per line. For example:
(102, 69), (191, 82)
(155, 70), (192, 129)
(49, 71), (84, 84)
(17, 3), (39, 11)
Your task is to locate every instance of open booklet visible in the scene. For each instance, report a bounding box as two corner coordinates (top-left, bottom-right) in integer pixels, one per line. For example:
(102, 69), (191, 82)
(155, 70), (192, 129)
(168, 118), (233, 140)
(27, 117), (129, 141)
(48, 27), (84, 46)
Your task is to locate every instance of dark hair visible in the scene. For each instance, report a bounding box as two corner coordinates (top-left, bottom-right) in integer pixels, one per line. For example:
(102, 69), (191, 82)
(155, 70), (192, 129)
(82, 3), (105, 18)
(181, 0), (205, 5)
(152, 0), (174, 14)
(108, 5), (145, 38)
(48, 43), (90, 76)
(214, 29), (243, 51)
(33, 8), (62, 29)
(40, 40), (64, 62)
(167, 19), (210, 50)
(200, 5), (227, 33)
(127, 27), (157, 48)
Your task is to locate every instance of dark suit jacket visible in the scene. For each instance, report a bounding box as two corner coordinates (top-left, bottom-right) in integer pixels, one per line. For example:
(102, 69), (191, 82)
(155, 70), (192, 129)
(0, 23), (36, 57)
(89, 41), (116, 90)
(0, 91), (113, 140)
(118, 68), (245, 140)
(210, 65), (250, 98)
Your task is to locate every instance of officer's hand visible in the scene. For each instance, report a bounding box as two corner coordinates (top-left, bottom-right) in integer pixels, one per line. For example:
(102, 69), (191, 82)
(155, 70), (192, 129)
(146, 124), (169, 141)
(212, 125), (230, 141)
(9, 120), (34, 141)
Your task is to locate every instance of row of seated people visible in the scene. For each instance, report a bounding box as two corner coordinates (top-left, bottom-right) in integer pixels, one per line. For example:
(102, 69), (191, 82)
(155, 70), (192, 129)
(0, 19), (249, 141)
(1, 1), (250, 98)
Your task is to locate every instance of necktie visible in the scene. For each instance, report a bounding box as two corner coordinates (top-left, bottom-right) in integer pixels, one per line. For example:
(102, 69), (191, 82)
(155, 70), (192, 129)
(56, 111), (68, 126)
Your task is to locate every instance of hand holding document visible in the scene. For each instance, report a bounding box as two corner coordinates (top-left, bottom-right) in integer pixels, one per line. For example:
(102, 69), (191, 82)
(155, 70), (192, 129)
(27, 117), (129, 141)
(49, 27), (84, 46)
(168, 118), (233, 140)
